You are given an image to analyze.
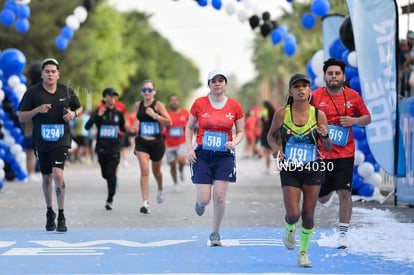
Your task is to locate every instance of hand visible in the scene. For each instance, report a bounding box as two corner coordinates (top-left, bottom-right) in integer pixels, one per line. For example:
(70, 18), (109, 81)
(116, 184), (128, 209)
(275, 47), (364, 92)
(317, 125), (328, 137)
(63, 110), (76, 122)
(38, 104), (52, 114)
(339, 116), (355, 127)
(98, 106), (106, 116)
(145, 107), (156, 118)
(224, 141), (236, 150)
(187, 149), (197, 164)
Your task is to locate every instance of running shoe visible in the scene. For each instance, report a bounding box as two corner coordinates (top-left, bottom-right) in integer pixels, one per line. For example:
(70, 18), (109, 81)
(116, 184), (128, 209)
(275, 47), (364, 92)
(140, 201), (151, 214)
(195, 202), (205, 216)
(179, 171), (185, 182)
(337, 233), (348, 249)
(105, 202), (112, 210)
(298, 250), (312, 267)
(156, 190), (165, 204)
(45, 209), (56, 231)
(209, 232), (222, 246)
(56, 216), (67, 232)
(321, 194), (333, 207)
(283, 227), (296, 250)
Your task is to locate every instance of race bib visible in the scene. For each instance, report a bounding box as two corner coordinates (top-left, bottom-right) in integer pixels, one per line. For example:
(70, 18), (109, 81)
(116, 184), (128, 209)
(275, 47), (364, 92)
(328, 124), (350, 146)
(285, 142), (317, 164)
(202, 130), (228, 152)
(140, 122), (160, 136)
(41, 124), (64, 142)
(169, 127), (183, 137)
(99, 125), (118, 139)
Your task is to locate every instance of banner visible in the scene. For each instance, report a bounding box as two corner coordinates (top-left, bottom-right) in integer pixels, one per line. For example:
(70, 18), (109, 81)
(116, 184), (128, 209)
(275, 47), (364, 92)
(346, 0), (405, 176)
(322, 14), (345, 61)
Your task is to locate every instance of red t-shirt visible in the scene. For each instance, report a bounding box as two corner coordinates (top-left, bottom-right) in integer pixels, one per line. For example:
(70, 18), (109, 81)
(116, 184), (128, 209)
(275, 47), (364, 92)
(164, 108), (190, 147)
(311, 86), (370, 159)
(190, 96), (244, 145)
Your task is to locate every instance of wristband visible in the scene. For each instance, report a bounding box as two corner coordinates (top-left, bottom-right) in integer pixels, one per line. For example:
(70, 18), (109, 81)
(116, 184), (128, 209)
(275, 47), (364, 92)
(321, 133), (329, 139)
(74, 110), (78, 117)
(153, 114), (159, 120)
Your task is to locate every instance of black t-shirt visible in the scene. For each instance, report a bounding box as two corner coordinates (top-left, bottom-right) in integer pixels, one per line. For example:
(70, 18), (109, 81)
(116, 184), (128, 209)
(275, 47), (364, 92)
(18, 83), (81, 152)
(85, 107), (126, 154)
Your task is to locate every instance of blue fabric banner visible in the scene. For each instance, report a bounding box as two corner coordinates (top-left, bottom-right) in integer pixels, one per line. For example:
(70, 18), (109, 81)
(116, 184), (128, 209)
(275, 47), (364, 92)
(322, 14), (345, 61)
(346, 0), (405, 176)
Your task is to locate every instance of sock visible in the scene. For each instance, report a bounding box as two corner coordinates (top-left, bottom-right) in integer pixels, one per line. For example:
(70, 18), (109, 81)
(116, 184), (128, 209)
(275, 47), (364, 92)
(58, 209), (64, 218)
(300, 226), (315, 252)
(285, 219), (297, 232)
(179, 166), (183, 172)
(173, 178), (178, 185)
(338, 223), (349, 235)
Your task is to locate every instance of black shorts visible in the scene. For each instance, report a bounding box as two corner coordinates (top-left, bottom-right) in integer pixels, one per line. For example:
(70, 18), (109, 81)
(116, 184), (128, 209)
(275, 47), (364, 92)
(36, 147), (69, 175)
(134, 136), (165, 161)
(120, 133), (131, 148)
(280, 165), (325, 188)
(73, 136), (89, 147)
(319, 157), (354, 197)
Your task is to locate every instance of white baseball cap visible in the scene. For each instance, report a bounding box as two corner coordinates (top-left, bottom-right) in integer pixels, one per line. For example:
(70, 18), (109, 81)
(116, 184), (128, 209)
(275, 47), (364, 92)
(207, 69), (227, 82)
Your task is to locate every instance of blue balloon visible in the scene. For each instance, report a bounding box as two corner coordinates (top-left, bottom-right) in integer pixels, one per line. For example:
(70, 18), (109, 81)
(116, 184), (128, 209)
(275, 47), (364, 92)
(61, 25), (74, 40)
(55, 35), (69, 51)
(341, 50), (350, 63)
(278, 25), (288, 38)
(284, 41), (297, 56)
(0, 48), (27, 77)
(4, 1), (18, 13)
(11, 126), (22, 139)
(311, 0), (331, 17)
(358, 139), (371, 154)
(349, 75), (361, 93)
(306, 60), (316, 80)
(301, 13), (316, 30)
(17, 171), (27, 181)
(16, 4), (30, 18)
(270, 28), (283, 45)
(0, 108), (5, 119)
(211, 0), (222, 10)
(197, 0), (208, 7)
(373, 163), (380, 172)
(352, 125), (365, 141)
(15, 18), (29, 33)
(358, 183), (374, 197)
(19, 73), (27, 84)
(3, 118), (14, 129)
(329, 38), (347, 60)
(0, 9), (16, 27)
(345, 65), (358, 79)
(364, 153), (377, 165)
(352, 172), (364, 190)
(284, 34), (296, 44)
(0, 148), (5, 159)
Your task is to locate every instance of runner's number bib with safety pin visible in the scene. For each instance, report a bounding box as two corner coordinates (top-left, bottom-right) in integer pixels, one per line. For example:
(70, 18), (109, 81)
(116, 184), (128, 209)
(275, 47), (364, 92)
(202, 130), (228, 151)
(99, 125), (118, 139)
(285, 142), (317, 164)
(41, 124), (64, 142)
(140, 122), (160, 136)
(328, 124), (350, 146)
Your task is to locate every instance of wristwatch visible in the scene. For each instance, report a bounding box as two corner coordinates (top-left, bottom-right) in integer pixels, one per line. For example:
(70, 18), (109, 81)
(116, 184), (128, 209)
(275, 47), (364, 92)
(74, 110), (78, 117)
(321, 133), (329, 139)
(153, 114), (159, 120)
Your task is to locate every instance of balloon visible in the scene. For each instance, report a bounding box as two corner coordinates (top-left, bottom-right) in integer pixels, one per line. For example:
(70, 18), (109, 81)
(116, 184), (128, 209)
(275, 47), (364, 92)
(249, 15), (260, 30)
(260, 21), (273, 37)
(341, 50), (350, 63)
(347, 51), (357, 67)
(358, 162), (375, 178)
(83, 0), (94, 11)
(306, 60), (316, 80)
(311, 0), (330, 17)
(339, 16), (355, 51)
(301, 13), (316, 30)
(354, 149), (365, 166)
(284, 41), (297, 56)
(278, 25), (288, 38)
(0, 48), (27, 77)
(0, 9), (16, 27)
(225, 3), (235, 15)
(352, 125), (365, 141)
(0, 169), (5, 180)
(11, 143), (23, 155)
(237, 9), (248, 23)
(314, 75), (324, 87)
(364, 153), (377, 165)
(329, 38), (347, 60)
(74, 6), (88, 23)
(197, 0), (208, 7)
(311, 50), (324, 77)
(358, 183), (374, 197)
(358, 139), (370, 154)
(61, 25), (74, 40)
(4, 1), (18, 13)
(373, 163), (380, 172)
(349, 75), (361, 93)
(0, 89), (5, 101)
(270, 28), (283, 45)
(365, 172), (382, 187)
(16, 4), (30, 18)
(211, 0), (222, 10)
(7, 75), (20, 88)
(345, 65), (358, 79)
(55, 35), (69, 51)
(352, 172), (364, 190)
(65, 15), (80, 31)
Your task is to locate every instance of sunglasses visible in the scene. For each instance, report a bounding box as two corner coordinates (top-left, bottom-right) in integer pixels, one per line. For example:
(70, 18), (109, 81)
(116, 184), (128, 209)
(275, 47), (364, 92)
(141, 88), (154, 93)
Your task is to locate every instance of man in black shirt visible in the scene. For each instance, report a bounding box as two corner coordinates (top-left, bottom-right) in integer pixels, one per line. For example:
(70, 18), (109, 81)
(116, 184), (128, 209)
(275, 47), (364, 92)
(18, 58), (82, 232)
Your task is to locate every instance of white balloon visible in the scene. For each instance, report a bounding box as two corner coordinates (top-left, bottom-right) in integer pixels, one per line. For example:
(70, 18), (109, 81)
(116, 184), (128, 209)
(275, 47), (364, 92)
(237, 9), (248, 23)
(0, 169), (5, 180)
(358, 162), (375, 179)
(7, 75), (21, 88)
(14, 83), (27, 96)
(225, 3), (236, 16)
(11, 144), (23, 155)
(15, 0), (31, 4)
(311, 50), (324, 77)
(0, 79), (2, 89)
(16, 152), (27, 163)
(0, 89), (5, 102)
(66, 15), (80, 31)
(348, 51), (357, 67)
(4, 135), (15, 147)
(74, 6), (88, 23)
(365, 172), (382, 187)
(354, 149), (365, 166)
(314, 76), (325, 87)
(0, 159), (4, 169)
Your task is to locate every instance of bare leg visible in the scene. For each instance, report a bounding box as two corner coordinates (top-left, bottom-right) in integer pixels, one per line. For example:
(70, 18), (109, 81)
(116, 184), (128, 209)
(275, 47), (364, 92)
(152, 159), (163, 191)
(53, 167), (65, 210)
(42, 174), (54, 208)
(136, 151), (150, 201)
(212, 180), (229, 233)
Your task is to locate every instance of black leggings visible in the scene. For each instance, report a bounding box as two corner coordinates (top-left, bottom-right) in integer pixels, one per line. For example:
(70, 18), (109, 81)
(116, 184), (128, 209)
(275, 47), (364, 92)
(98, 153), (120, 203)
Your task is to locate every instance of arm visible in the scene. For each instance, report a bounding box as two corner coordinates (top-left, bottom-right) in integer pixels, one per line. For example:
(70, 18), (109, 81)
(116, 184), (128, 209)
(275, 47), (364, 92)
(146, 102), (172, 126)
(185, 114), (198, 164)
(339, 114), (371, 127)
(267, 108), (285, 159)
(317, 110), (332, 152)
(225, 118), (244, 150)
(18, 104), (52, 123)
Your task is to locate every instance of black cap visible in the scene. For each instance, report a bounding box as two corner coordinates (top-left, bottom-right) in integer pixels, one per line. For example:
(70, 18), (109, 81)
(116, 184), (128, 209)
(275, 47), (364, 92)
(102, 87), (119, 97)
(289, 74), (310, 88)
(41, 58), (59, 70)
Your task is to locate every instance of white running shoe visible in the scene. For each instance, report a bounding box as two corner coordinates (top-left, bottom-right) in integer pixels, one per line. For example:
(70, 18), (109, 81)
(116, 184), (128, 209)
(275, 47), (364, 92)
(156, 190), (165, 204)
(298, 251), (312, 267)
(283, 227), (296, 250)
(321, 194), (333, 207)
(337, 233), (348, 249)
(140, 201), (151, 214)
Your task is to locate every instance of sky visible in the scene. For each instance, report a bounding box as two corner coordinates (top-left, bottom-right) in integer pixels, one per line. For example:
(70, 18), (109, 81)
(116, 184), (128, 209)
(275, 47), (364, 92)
(108, 0), (413, 91)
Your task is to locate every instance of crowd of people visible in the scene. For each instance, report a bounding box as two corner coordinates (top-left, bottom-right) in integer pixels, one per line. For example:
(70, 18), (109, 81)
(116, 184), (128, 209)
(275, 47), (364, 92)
(17, 56), (372, 268)
(399, 30), (414, 98)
